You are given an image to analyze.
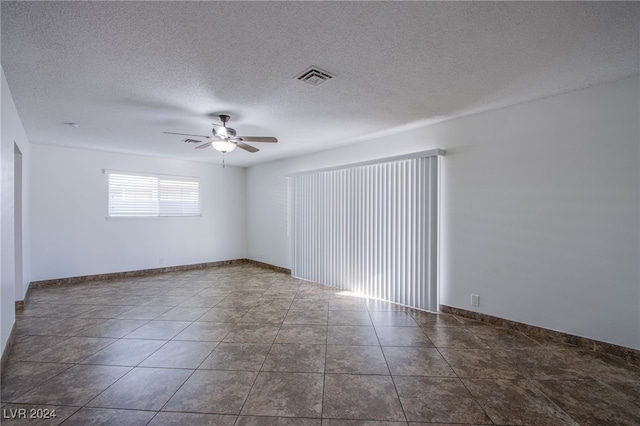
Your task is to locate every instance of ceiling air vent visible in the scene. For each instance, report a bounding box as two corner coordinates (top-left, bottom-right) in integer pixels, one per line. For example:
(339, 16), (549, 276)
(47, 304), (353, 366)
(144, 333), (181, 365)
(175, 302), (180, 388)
(296, 66), (335, 86)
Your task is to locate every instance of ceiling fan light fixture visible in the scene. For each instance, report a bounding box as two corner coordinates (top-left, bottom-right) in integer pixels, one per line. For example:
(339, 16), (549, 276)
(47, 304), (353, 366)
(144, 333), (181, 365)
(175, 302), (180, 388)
(211, 140), (236, 153)
(165, 113), (276, 160)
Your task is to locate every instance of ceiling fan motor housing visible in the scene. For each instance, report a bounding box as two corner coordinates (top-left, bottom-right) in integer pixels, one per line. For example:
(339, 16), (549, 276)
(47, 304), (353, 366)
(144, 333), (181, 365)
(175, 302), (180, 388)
(212, 127), (236, 138)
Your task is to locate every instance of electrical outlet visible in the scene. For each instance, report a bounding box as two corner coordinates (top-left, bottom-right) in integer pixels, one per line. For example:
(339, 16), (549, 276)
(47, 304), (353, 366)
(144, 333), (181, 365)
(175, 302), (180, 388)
(471, 294), (480, 307)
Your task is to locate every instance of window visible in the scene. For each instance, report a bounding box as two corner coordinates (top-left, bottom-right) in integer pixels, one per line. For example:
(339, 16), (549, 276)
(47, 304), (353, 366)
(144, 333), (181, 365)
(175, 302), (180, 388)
(106, 170), (200, 218)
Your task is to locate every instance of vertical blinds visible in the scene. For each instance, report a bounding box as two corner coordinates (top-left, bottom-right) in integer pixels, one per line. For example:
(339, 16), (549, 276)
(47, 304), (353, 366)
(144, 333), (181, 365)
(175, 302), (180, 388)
(106, 171), (201, 217)
(289, 151), (441, 312)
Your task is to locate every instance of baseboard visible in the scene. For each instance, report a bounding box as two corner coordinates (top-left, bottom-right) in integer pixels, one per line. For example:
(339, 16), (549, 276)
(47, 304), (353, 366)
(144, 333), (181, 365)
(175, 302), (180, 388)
(28, 258), (291, 289)
(244, 258), (291, 274)
(29, 259), (250, 288)
(1, 321), (17, 371)
(441, 305), (640, 363)
(15, 284), (31, 312)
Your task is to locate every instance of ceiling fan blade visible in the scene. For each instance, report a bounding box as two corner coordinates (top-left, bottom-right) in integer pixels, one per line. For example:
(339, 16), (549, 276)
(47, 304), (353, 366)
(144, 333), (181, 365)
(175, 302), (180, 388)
(195, 142), (213, 149)
(236, 136), (278, 143)
(164, 131), (211, 138)
(236, 142), (259, 153)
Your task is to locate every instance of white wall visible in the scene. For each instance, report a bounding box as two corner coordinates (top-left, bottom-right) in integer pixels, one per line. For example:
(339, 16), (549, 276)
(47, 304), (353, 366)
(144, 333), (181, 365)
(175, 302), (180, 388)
(30, 145), (246, 281)
(1, 66), (31, 355)
(246, 76), (640, 350)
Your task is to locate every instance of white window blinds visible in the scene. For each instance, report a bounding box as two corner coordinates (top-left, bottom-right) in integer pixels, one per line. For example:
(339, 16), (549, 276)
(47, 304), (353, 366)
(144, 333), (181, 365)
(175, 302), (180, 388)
(106, 171), (200, 218)
(289, 150), (442, 312)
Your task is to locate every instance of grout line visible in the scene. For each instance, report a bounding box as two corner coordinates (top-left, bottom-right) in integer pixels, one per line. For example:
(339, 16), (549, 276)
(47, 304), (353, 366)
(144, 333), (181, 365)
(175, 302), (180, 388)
(434, 345), (496, 424)
(232, 276), (295, 418)
(320, 286), (330, 421)
(367, 306), (410, 424)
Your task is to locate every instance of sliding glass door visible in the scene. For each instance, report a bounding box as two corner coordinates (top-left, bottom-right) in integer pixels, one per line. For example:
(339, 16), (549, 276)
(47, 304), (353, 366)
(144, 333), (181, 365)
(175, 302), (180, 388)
(289, 150), (442, 312)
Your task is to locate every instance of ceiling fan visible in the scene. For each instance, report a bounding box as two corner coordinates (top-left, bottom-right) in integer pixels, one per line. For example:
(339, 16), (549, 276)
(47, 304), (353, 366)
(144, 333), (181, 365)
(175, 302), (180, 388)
(164, 114), (277, 166)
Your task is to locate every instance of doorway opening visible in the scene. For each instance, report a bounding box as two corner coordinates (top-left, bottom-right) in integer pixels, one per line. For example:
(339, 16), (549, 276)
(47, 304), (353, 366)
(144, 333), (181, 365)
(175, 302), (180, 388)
(14, 144), (23, 305)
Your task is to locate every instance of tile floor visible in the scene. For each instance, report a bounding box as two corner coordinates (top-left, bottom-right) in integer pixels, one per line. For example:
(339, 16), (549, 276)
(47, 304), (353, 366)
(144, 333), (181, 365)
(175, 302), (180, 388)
(1, 264), (639, 425)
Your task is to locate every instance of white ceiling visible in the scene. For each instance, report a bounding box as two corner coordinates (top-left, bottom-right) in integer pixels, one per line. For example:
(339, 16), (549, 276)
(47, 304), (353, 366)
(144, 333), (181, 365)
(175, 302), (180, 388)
(1, 1), (638, 167)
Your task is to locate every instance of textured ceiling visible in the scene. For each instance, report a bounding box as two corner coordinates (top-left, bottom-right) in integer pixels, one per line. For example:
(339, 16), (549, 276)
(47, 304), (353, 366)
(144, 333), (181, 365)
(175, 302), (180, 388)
(1, 1), (638, 167)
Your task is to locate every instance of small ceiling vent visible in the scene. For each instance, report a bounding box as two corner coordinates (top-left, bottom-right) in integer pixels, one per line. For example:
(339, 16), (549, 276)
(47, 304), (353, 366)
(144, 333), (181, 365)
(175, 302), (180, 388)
(296, 66), (335, 86)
